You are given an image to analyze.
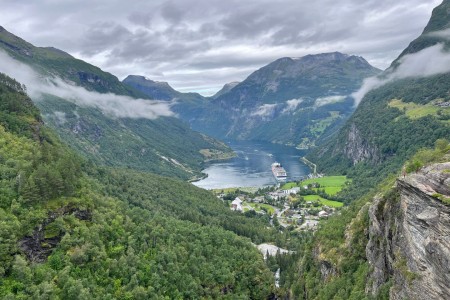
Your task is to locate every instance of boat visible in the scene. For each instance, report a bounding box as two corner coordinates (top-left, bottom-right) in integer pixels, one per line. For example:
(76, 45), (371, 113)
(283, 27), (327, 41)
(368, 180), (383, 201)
(271, 162), (287, 181)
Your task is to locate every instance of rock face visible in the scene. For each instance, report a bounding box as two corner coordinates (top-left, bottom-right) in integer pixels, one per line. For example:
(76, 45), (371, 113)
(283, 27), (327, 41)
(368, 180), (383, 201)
(366, 162), (450, 299)
(344, 123), (379, 165)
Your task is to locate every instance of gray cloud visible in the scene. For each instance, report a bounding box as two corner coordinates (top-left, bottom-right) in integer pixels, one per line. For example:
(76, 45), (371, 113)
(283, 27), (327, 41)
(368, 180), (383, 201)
(0, 51), (173, 119)
(1, 0), (441, 95)
(352, 43), (450, 106)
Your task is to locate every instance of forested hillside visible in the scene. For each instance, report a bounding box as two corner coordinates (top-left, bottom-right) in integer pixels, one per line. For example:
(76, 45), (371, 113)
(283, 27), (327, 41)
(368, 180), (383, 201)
(307, 1), (450, 200)
(0, 26), (233, 181)
(0, 73), (276, 299)
(283, 2), (450, 298)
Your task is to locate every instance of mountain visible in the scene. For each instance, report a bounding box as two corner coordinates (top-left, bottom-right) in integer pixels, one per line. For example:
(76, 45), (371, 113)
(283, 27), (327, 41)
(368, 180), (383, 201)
(0, 26), (233, 180)
(211, 81), (240, 99)
(0, 72), (277, 298)
(279, 2), (450, 298)
(307, 1), (450, 198)
(392, 0), (450, 66)
(133, 52), (380, 148)
(122, 75), (205, 101)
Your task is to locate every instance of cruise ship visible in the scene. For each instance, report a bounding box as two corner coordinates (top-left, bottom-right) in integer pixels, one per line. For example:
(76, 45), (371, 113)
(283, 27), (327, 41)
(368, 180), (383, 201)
(271, 162), (287, 181)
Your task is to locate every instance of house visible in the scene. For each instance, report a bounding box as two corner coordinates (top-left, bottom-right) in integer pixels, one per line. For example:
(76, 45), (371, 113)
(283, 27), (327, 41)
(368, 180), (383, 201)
(231, 197), (243, 212)
(283, 187), (300, 195)
(318, 210), (329, 218)
(300, 220), (319, 230)
(253, 196), (264, 203)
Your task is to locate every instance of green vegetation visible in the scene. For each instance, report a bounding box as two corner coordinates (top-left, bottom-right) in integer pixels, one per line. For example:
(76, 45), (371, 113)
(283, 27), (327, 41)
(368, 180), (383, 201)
(308, 74), (450, 204)
(282, 176), (349, 194)
(405, 138), (450, 174)
(0, 27), (234, 181)
(303, 195), (344, 208)
(247, 202), (276, 215)
(309, 111), (342, 136)
(389, 98), (450, 121)
(0, 74), (276, 299)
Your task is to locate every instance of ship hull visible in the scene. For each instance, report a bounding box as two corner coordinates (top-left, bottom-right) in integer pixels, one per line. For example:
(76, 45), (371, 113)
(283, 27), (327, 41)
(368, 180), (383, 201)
(271, 162), (287, 182)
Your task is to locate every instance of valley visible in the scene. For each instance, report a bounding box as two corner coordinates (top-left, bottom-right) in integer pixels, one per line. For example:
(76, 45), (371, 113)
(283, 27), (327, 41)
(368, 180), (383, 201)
(193, 140), (310, 189)
(1, 1), (450, 299)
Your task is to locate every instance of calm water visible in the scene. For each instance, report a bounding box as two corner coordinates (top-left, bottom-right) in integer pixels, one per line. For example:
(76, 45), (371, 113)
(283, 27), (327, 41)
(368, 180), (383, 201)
(193, 140), (310, 189)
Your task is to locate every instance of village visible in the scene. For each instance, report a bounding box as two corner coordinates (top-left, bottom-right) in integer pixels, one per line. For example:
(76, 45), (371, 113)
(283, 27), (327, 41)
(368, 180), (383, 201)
(215, 175), (348, 231)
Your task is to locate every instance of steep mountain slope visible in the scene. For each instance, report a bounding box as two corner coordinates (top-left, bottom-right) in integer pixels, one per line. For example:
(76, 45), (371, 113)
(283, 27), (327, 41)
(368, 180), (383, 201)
(0, 72), (276, 299)
(285, 144), (449, 300)
(211, 81), (240, 99)
(208, 52), (380, 147)
(278, 2), (450, 299)
(308, 1), (450, 198)
(366, 161), (450, 300)
(122, 75), (210, 126)
(0, 27), (232, 180)
(123, 75), (205, 102)
(127, 53), (380, 148)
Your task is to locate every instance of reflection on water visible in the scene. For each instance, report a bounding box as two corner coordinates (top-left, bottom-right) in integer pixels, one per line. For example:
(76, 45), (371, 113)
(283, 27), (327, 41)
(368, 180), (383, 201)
(193, 140), (310, 189)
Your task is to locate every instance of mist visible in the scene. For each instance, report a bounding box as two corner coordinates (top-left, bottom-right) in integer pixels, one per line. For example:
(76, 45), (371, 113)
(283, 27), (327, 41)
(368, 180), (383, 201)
(282, 98), (303, 113)
(315, 95), (346, 108)
(252, 104), (278, 117)
(352, 43), (450, 106)
(0, 51), (174, 119)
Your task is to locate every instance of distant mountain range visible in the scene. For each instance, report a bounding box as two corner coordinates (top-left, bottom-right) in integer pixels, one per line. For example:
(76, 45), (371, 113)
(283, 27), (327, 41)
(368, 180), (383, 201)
(0, 26), (232, 180)
(124, 52), (381, 148)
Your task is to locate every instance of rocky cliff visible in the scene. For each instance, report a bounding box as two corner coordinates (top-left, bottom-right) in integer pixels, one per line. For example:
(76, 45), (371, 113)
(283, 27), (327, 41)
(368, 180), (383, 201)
(366, 162), (450, 299)
(343, 123), (380, 165)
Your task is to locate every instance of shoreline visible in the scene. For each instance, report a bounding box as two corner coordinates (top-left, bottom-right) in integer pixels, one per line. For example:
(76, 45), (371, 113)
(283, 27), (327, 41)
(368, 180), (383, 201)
(300, 157), (317, 175)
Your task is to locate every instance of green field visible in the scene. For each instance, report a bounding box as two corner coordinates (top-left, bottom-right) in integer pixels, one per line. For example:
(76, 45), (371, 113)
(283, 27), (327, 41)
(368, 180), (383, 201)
(389, 98), (450, 121)
(281, 182), (298, 189)
(282, 175), (350, 196)
(247, 202), (276, 215)
(303, 195), (344, 208)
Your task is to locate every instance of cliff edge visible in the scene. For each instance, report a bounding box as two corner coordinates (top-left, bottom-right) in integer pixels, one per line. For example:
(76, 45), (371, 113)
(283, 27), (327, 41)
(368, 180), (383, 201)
(366, 162), (450, 299)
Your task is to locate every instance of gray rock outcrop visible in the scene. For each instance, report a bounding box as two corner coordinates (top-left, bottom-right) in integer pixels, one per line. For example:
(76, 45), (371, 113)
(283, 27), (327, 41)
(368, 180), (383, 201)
(366, 162), (450, 299)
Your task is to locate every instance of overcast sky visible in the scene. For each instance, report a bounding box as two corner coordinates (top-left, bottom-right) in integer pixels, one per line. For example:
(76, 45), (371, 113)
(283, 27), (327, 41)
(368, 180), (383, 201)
(2, 0), (441, 95)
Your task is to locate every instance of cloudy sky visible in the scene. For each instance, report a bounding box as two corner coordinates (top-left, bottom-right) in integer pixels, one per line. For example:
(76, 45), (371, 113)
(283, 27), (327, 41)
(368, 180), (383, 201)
(2, 0), (441, 95)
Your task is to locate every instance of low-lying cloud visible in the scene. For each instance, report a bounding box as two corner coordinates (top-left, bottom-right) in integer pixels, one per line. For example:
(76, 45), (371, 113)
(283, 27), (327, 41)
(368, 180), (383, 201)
(315, 95), (346, 107)
(282, 98), (303, 113)
(352, 43), (450, 106)
(0, 51), (173, 119)
(252, 103), (278, 117)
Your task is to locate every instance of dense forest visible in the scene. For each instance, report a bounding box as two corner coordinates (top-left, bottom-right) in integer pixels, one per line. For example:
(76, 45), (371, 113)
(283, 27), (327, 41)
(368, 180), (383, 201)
(0, 73), (278, 299)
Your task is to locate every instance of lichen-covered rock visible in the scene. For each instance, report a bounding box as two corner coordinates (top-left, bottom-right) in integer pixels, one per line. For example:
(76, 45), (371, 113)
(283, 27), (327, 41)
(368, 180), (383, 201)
(366, 162), (450, 299)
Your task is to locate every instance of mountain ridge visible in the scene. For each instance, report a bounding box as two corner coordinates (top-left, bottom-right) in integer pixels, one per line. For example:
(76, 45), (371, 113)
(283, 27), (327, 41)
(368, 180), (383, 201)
(124, 51), (381, 148)
(0, 26), (233, 180)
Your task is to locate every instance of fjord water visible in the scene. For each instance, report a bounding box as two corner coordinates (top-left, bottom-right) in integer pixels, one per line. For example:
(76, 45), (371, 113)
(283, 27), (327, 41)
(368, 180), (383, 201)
(193, 140), (310, 189)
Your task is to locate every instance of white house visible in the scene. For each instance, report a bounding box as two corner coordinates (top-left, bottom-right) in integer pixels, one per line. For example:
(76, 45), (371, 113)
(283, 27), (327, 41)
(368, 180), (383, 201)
(283, 187), (300, 194)
(231, 197), (243, 212)
(318, 210), (329, 218)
